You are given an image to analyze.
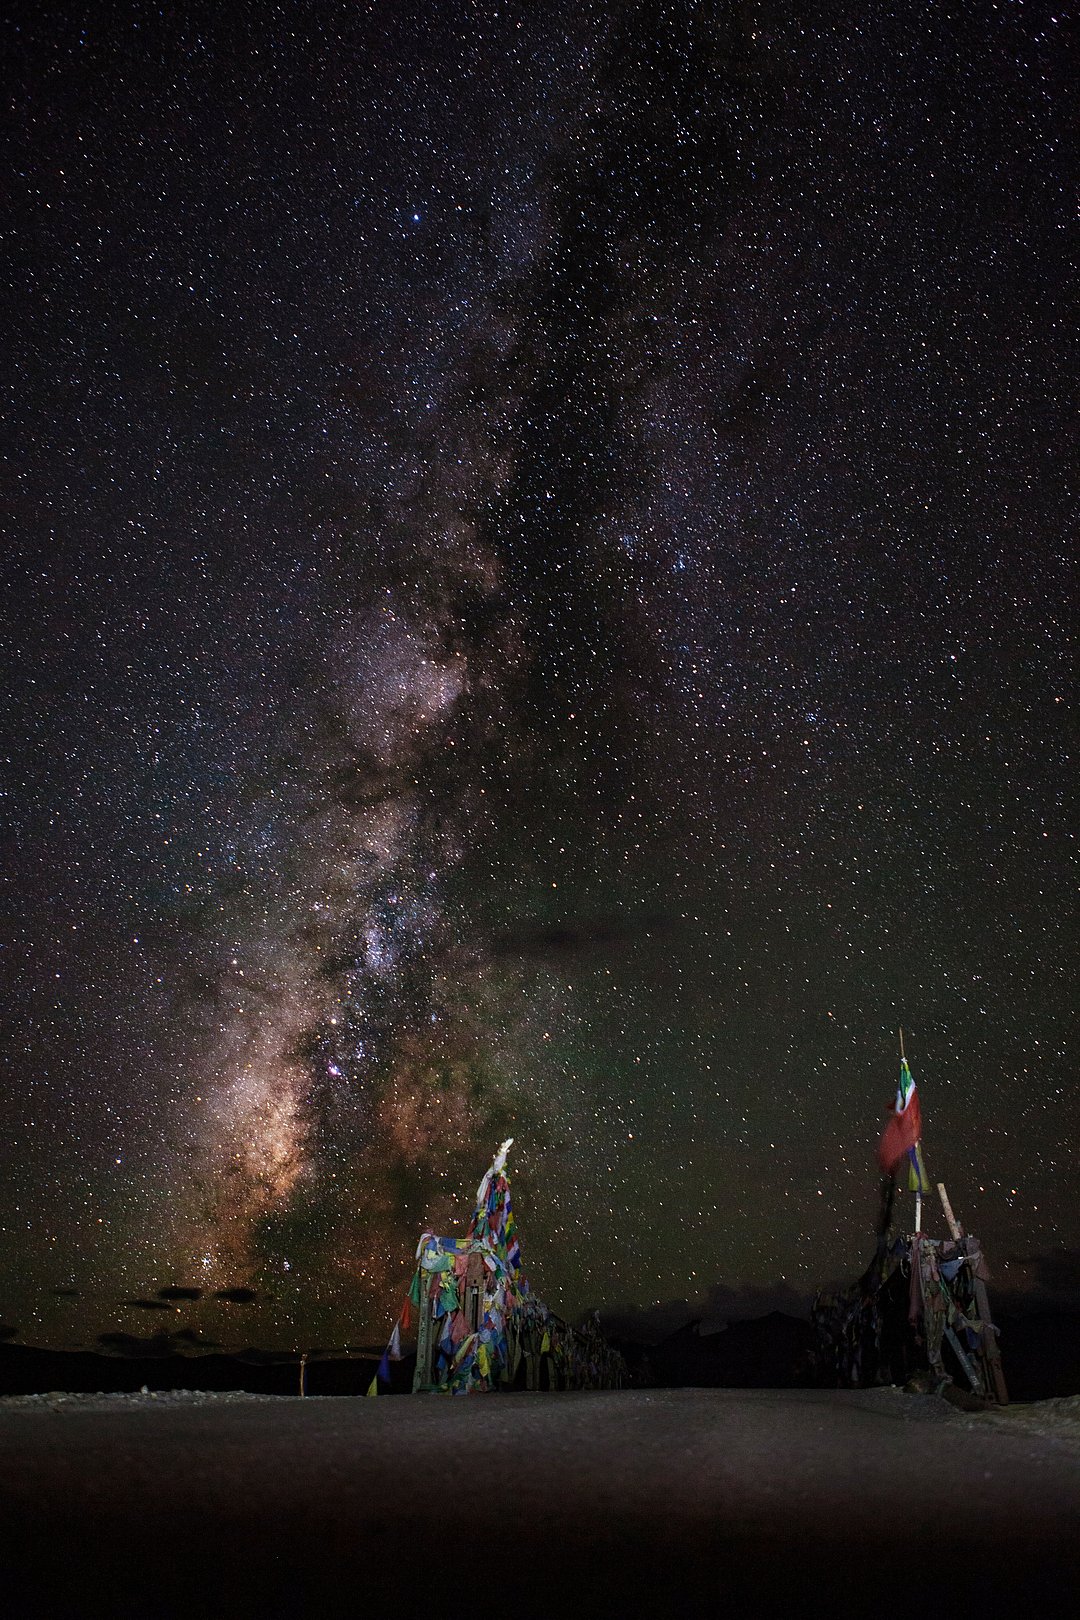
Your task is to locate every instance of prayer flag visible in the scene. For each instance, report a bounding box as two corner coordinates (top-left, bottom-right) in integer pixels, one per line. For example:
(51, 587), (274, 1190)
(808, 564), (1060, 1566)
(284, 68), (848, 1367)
(906, 1138), (930, 1194)
(876, 1057), (929, 1190)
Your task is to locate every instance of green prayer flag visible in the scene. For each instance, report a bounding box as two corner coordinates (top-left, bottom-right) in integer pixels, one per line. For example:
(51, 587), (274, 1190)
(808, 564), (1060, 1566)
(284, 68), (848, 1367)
(908, 1139), (930, 1193)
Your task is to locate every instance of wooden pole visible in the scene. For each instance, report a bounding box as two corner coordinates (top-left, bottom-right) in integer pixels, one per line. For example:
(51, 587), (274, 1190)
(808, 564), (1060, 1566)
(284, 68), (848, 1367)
(899, 1029), (920, 1232)
(937, 1182), (963, 1240)
(299, 1353), (308, 1397)
(970, 1252), (1010, 1406)
(938, 1184), (1009, 1406)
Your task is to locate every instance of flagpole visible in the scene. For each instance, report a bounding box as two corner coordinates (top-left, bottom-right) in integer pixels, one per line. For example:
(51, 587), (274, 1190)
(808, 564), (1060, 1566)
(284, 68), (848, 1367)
(900, 1028), (922, 1233)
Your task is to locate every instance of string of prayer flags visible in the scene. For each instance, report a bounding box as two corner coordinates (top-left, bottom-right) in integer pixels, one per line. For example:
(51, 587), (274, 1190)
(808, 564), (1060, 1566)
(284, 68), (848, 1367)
(376, 1139), (626, 1395)
(404, 1139), (625, 1393)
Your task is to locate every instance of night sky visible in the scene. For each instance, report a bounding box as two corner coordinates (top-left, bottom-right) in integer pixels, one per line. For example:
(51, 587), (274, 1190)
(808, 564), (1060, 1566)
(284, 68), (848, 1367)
(3, 1), (1074, 1352)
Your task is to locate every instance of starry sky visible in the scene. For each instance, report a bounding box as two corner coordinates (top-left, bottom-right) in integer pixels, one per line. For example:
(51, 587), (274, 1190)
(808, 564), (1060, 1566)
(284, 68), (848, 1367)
(3, 1), (1074, 1352)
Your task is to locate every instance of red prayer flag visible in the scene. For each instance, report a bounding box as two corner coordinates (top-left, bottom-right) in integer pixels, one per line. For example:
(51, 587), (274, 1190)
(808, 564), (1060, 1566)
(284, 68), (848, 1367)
(877, 1057), (923, 1175)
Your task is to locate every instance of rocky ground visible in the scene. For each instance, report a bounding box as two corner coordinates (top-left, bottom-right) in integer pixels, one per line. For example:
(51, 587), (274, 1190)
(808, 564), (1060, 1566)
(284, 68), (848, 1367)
(1, 1386), (1077, 1616)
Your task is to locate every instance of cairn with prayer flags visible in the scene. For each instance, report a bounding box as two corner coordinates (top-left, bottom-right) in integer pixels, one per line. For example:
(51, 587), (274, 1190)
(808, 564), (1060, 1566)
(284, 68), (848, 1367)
(812, 1033), (1008, 1405)
(367, 1138), (626, 1397)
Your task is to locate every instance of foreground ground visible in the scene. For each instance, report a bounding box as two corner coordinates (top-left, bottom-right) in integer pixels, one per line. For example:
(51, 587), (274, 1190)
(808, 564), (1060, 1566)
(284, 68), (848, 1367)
(1, 1387), (1077, 1616)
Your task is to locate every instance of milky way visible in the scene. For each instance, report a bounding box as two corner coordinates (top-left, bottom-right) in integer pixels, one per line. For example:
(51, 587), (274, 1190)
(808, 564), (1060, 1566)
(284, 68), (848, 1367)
(3, 2), (1074, 1348)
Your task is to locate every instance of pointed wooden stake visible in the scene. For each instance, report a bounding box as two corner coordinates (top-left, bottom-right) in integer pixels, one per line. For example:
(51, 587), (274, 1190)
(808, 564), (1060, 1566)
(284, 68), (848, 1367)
(937, 1182), (962, 1240)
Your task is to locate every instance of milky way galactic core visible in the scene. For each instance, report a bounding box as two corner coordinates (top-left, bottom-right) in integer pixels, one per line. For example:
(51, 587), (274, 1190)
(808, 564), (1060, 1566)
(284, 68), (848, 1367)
(3, 2), (1073, 1348)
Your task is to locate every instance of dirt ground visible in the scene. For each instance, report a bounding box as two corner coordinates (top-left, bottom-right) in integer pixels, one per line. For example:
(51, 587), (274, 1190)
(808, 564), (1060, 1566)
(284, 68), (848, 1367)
(1, 1386), (1077, 1616)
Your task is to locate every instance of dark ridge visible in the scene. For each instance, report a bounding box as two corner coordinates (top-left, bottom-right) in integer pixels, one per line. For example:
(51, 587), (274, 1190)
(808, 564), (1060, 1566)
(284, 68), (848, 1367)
(0, 1342), (409, 1398)
(644, 1312), (815, 1390)
(3, 1308), (1076, 1400)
